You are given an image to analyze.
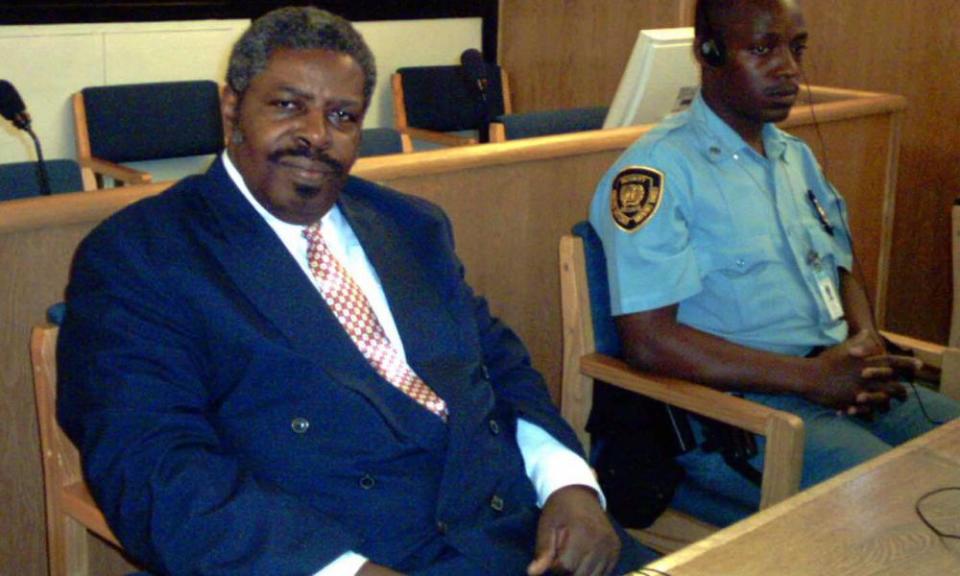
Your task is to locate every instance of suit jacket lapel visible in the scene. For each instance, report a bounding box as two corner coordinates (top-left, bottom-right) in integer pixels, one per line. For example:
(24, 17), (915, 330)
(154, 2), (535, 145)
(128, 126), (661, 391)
(194, 159), (438, 436)
(338, 189), (466, 405)
(339, 185), (497, 464)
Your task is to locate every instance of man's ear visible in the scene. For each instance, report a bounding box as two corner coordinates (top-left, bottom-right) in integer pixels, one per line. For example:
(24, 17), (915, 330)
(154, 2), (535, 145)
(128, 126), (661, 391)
(221, 85), (240, 144)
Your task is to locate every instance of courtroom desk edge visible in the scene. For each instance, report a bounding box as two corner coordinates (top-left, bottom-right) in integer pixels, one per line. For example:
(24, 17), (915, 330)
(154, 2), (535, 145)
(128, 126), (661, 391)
(646, 419), (960, 573)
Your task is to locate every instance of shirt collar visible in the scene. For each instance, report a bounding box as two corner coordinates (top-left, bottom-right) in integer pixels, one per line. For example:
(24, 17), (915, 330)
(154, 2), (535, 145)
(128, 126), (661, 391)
(690, 90), (789, 163)
(221, 152), (344, 236)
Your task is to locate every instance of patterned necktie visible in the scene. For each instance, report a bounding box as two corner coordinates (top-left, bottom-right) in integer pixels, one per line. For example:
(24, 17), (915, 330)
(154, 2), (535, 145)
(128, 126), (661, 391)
(303, 223), (448, 421)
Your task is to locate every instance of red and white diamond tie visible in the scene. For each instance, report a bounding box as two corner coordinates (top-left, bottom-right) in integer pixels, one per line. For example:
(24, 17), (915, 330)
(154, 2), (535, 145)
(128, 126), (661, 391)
(303, 223), (448, 421)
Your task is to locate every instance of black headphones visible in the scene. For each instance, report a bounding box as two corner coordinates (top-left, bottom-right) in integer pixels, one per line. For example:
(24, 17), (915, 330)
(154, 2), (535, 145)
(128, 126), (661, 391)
(700, 36), (726, 67)
(697, 0), (726, 67)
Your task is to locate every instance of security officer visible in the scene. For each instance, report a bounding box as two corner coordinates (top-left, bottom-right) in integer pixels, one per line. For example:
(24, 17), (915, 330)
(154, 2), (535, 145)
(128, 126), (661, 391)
(589, 0), (960, 527)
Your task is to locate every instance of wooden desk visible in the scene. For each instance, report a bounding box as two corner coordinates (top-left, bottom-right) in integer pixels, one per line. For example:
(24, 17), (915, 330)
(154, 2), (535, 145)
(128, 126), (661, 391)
(640, 420), (960, 576)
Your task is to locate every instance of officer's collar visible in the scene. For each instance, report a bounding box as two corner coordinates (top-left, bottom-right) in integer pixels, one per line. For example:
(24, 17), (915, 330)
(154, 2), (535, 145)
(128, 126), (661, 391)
(691, 91), (789, 164)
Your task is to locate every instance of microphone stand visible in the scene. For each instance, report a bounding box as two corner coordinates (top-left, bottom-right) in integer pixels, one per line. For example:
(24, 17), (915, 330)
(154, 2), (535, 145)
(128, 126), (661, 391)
(24, 124), (51, 196)
(475, 79), (490, 144)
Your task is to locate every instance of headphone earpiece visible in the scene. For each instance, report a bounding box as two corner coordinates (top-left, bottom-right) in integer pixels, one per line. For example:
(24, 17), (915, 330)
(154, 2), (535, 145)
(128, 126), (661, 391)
(700, 37), (726, 67)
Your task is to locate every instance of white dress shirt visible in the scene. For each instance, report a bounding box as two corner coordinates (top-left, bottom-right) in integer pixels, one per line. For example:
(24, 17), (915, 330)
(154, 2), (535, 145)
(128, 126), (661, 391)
(223, 154), (601, 575)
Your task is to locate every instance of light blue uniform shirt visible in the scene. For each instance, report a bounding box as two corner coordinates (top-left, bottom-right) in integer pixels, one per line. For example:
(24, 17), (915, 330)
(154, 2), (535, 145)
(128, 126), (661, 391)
(590, 92), (853, 356)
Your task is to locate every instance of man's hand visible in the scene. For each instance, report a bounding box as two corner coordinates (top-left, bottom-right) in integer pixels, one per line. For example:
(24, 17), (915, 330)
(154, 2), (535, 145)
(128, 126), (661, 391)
(803, 329), (913, 415)
(527, 485), (620, 576)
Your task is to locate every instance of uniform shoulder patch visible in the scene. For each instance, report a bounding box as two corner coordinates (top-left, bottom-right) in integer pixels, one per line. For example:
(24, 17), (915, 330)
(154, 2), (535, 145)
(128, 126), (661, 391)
(609, 166), (664, 233)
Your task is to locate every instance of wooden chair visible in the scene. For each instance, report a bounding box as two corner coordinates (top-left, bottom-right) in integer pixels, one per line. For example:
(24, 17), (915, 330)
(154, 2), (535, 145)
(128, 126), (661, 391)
(559, 227), (805, 554)
(31, 324), (122, 576)
(391, 64), (512, 147)
(0, 159), (95, 200)
(73, 80), (224, 187)
(875, 197), (960, 401)
(489, 106), (608, 142)
(359, 127), (413, 157)
(882, 332), (960, 400)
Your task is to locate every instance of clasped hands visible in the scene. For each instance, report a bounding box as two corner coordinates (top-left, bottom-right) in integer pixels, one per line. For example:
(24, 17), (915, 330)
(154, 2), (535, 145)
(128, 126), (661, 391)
(806, 329), (919, 416)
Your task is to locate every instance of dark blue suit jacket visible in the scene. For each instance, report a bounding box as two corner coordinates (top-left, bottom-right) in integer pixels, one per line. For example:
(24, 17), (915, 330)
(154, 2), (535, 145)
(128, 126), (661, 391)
(57, 159), (604, 575)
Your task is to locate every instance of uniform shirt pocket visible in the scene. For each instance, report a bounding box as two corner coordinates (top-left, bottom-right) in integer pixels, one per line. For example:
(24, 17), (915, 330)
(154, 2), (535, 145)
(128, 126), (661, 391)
(689, 236), (805, 334)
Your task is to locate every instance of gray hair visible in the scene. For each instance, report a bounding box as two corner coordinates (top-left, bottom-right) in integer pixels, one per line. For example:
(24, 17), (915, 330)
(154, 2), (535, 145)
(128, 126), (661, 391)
(227, 6), (377, 109)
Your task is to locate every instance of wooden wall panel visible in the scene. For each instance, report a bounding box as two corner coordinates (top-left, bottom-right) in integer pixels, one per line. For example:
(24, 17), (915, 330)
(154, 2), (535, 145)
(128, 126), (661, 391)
(500, 0), (960, 343)
(800, 0), (960, 342)
(499, 0), (691, 111)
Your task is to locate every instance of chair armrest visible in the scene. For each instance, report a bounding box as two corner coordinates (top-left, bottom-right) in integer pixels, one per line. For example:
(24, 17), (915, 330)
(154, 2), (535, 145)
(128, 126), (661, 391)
(880, 330), (960, 400)
(881, 330), (947, 367)
(62, 481), (121, 547)
(403, 127), (477, 147)
(489, 122), (507, 142)
(79, 157), (152, 186)
(580, 353), (804, 508)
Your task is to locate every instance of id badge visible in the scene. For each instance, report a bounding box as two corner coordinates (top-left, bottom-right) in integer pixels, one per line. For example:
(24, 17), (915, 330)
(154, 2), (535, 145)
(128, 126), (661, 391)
(814, 267), (844, 321)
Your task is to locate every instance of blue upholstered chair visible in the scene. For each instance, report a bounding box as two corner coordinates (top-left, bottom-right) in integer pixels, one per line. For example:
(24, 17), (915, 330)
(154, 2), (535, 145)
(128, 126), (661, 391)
(489, 106), (608, 142)
(391, 64), (511, 147)
(0, 159), (93, 201)
(559, 221), (805, 553)
(359, 127), (412, 157)
(72, 80), (224, 187)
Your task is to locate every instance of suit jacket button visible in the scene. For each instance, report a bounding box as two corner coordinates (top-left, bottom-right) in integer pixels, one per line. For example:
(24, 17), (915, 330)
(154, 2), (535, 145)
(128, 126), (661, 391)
(481, 364), (491, 380)
(436, 520), (448, 534)
(290, 417), (310, 434)
(359, 474), (376, 490)
(490, 495), (504, 512)
(488, 419), (500, 435)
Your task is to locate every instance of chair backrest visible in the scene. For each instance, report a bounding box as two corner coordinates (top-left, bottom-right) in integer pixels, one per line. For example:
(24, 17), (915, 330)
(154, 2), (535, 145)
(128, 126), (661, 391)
(75, 80), (224, 163)
(571, 221), (623, 357)
(490, 106), (609, 142)
(359, 127), (412, 157)
(394, 64), (510, 132)
(0, 160), (93, 200)
(559, 220), (623, 452)
(31, 324), (120, 576)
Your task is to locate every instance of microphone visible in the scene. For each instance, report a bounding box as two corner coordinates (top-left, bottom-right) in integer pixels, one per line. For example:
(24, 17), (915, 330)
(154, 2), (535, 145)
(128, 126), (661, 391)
(0, 80), (32, 131)
(1, 80), (52, 195)
(460, 49), (491, 143)
(460, 48), (489, 103)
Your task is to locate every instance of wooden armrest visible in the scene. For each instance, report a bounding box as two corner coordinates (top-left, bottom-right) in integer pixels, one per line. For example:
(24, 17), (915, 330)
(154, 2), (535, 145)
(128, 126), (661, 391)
(880, 330), (960, 400)
(881, 330), (947, 368)
(489, 122), (507, 143)
(403, 127), (477, 147)
(79, 157), (152, 186)
(580, 353), (802, 434)
(62, 481), (121, 547)
(581, 353), (804, 507)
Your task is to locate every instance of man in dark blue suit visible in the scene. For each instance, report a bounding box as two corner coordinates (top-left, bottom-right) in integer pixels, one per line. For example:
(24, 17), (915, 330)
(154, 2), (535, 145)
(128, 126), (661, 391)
(57, 7), (648, 576)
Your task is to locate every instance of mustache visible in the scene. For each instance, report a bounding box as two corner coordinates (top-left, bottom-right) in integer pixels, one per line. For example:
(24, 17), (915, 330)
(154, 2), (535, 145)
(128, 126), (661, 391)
(267, 146), (347, 175)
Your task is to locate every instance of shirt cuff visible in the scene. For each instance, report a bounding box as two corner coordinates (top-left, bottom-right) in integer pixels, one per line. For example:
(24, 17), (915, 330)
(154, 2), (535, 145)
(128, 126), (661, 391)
(516, 418), (605, 509)
(313, 551), (369, 576)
